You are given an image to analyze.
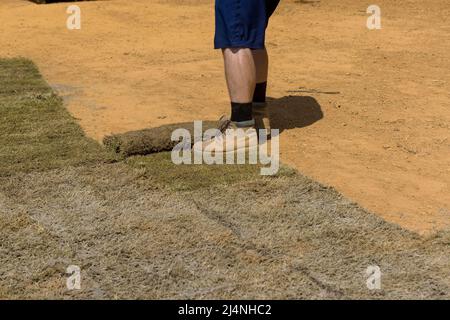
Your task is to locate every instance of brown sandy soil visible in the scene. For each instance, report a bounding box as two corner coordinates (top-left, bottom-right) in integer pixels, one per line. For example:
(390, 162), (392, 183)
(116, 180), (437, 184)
(1, 0), (449, 233)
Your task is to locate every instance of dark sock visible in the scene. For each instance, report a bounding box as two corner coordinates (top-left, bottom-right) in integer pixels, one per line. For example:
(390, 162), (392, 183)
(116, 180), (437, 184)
(230, 102), (253, 123)
(252, 81), (267, 103)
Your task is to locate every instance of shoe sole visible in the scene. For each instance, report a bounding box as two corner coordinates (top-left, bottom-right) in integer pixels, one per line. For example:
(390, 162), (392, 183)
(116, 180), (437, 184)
(192, 144), (259, 160)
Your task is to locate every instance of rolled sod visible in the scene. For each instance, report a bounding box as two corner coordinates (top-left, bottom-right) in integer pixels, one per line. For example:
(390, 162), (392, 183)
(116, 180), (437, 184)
(103, 121), (218, 157)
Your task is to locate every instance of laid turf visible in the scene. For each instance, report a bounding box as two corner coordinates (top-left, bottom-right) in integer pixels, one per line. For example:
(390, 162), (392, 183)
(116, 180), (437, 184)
(0, 58), (448, 299)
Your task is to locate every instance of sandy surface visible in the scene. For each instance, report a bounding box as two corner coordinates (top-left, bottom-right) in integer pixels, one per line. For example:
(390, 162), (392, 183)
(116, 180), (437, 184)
(1, 0), (449, 233)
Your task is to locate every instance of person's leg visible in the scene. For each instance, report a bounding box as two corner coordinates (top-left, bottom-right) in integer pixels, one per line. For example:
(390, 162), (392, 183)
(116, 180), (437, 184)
(222, 48), (256, 125)
(223, 48), (256, 104)
(252, 48), (271, 135)
(250, 0), (280, 134)
(193, 47), (256, 154)
(252, 48), (268, 103)
(194, 0), (275, 154)
(253, 48), (268, 86)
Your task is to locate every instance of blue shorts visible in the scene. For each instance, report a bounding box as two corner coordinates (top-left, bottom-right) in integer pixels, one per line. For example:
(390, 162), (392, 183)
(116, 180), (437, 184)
(214, 0), (280, 49)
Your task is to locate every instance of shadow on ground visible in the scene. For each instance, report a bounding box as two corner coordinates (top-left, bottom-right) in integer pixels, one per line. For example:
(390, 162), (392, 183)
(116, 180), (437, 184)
(269, 95), (324, 132)
(0, 59), (448, 299)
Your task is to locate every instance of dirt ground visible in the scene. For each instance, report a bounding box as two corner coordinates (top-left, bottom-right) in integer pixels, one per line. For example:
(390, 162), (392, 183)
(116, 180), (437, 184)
(1, 0), (449, 233)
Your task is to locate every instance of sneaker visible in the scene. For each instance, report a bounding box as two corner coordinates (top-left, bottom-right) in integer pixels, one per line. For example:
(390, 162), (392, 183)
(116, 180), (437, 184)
(253, 102), (271, 139)
(192, 115), (258, 157)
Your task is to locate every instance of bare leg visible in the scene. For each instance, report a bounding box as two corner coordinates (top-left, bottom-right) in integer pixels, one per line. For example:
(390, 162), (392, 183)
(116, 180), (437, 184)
(192, 47), (256, 154)
(252, 48), (269, 84)
(251, 48), (271, 134)
(222, 48), (256, 103)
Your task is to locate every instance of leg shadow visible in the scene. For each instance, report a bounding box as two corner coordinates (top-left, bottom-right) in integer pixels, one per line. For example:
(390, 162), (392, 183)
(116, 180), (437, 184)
(268, 95), (323, 132)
